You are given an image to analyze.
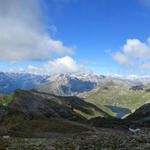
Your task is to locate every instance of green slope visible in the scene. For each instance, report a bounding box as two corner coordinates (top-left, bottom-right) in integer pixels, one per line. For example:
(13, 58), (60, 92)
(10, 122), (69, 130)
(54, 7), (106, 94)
(82, 83), (150, 114)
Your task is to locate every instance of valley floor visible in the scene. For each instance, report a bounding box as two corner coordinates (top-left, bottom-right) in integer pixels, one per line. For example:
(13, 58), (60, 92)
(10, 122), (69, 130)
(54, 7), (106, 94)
(1, 127), (150, 150)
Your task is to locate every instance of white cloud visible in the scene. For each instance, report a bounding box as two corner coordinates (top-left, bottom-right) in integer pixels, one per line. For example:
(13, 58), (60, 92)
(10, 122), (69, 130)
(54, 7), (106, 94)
(113, 52), (133, 66)
(123, 39), (150, 59)
(127, 74), (138, 79)
(0, 0), (73, 62)
(113, 38), (150, 75)
(25, 56), (90, 75)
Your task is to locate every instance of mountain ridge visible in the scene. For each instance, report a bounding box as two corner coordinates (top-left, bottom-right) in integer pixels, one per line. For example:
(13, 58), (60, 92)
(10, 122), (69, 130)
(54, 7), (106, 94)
(0, 89), (115, 120)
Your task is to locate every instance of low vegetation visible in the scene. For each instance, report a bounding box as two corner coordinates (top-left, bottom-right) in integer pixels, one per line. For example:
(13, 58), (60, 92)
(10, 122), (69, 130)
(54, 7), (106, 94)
(83, 83), (150, 115)
(0, 94), (14, 106)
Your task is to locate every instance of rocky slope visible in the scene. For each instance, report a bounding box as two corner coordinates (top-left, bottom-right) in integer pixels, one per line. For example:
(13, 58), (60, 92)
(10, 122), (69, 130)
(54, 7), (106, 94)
(1, 128), (150, 150)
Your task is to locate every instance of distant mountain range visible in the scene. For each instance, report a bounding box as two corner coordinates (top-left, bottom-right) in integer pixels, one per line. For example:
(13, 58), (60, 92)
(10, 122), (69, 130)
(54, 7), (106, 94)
(0, 72), (49, 94)
(1, 71), (150, 95)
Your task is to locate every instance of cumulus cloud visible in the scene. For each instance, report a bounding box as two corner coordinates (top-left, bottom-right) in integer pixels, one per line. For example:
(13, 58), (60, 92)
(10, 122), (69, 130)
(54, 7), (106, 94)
(123, 39), (150, 59)
(24, 56), (90, 75)
(113, 38), (150, 74)
(0, 0), (73, 62)
(113, 52), (133, 66)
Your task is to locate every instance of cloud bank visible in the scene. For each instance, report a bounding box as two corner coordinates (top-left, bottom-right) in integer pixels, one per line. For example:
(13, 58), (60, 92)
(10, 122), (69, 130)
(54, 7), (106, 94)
(22, 56), (90, 75)
(0, 0), (73, 62)
(113, 38), (150, 74)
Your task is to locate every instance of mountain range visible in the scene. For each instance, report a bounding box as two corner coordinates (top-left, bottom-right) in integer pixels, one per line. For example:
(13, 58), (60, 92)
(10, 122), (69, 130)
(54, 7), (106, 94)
(0, 72), (49, 94)
(1, 72), (150, 117)
(1, 71), (150, 94)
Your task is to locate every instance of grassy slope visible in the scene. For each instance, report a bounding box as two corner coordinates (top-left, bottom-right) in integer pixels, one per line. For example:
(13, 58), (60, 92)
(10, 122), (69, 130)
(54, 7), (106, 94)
(83, 84), (150, 112)
(84, 100), (116, 117)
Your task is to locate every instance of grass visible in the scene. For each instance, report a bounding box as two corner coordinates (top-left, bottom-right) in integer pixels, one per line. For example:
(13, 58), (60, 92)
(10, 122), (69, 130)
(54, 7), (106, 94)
(74, 108), (103, 119)
(0, 94), (14, 106)
(84, 84), (150, 112)
(84, 99), (116, 117)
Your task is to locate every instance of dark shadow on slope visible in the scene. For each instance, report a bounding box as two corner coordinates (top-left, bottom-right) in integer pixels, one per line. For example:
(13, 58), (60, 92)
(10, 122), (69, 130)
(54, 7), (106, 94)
(31, 90), (112, 118)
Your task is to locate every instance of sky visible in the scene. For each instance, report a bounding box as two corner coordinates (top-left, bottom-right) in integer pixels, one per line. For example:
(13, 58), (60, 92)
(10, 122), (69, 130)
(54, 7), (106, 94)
(0, 0), (150, 76)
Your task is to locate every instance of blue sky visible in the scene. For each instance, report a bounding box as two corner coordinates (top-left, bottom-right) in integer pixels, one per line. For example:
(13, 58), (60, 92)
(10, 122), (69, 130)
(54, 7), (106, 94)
(0, 0), (150, 76)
